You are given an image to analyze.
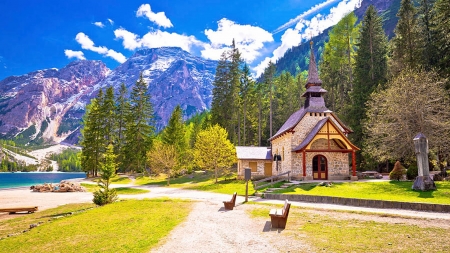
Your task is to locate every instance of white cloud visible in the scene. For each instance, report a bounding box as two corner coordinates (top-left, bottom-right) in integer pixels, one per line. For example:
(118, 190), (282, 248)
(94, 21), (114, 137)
(114, 28), (203, 53)
(93, 22), (105, 28)
(64, 49), (86, 60)
(202, 18), (273, 63)
(273, 0), (340, 34)
(136, 4), (173, 28)
(107, 18), (114, 25)
(253, 0), (361, 76)
(75, 32), (126, 63)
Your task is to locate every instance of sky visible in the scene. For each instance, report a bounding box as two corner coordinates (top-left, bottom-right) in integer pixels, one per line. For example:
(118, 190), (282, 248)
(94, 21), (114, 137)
(0, 0), (362, 80)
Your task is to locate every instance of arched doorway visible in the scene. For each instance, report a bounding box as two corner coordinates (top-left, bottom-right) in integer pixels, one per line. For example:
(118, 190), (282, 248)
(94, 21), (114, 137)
(312, 155), (327, 180)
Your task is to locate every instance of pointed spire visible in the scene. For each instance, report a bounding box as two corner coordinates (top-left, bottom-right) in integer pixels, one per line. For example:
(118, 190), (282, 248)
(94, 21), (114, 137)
(306, 40), (322, 88)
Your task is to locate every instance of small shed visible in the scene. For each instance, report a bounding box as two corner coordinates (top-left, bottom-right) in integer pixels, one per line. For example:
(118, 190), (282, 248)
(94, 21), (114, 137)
(236, 146), (272, 179)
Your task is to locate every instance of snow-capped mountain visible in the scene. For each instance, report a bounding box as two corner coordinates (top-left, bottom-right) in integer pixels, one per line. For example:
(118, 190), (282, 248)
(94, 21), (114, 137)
(0, 60), (110, 144)
(0, 47), (217, 144)
(97, 47), (217, 130)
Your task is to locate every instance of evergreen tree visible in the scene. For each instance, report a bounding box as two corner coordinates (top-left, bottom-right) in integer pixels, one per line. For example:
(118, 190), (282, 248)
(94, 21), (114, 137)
(418, 0), (438, 68)
(115, 83), (129, 171)
(123, 74), (155, 173)
(161, 105), (187, 168)
(391, 0), (424, 72)
(320, 12), (359, 114)
(101, 86), (116, 146)
(210, 40), (243, 144)
(263, 61), (276, 138)
(93, 144), (118, 206)
(80, 97), (103, 177)
(350, 4), (388, 166)
(431, 0), (450, 77)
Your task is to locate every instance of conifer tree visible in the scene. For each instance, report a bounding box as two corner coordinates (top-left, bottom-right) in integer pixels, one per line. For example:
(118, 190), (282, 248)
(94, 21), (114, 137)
(115, 83), (129, 171)
(418, 0), (437, 68)
(123, 74), (155, 173)
(80, 97), (103, 177)
(392, 0), (424, 72)
(350, 4), (388, 163)
(101, 86), (116, 146)
(161, 105), (187, 167)
(431, 0), (450, 77)
(320, 12), (359, 114)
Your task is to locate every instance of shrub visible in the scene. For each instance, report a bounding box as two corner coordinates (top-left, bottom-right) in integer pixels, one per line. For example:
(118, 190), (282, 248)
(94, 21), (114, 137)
(406, 164), (418, 180)
(389, 161), (406, 181)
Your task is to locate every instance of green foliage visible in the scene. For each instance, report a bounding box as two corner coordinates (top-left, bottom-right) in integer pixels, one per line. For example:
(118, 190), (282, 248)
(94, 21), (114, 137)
(364, 68), (450, 162)
(389, 161), (406, 181)
(123, 74), (155, 173)
(80, 96), (103, 177)
(50, 148), (82, 172)
(193, 124), (237, 183)
(320, 12), (359, 115)
(93, 144), (118, 206)
(391, 0), (424, 72)
(350, 5), (389, 168)
(147, 140), (179, 185)
(431, 0), (450, 77)
(406, 163), (418, 180)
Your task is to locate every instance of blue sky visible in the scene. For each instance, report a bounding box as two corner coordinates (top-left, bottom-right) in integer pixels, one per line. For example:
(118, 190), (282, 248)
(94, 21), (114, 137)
(0, 0), (361, 80)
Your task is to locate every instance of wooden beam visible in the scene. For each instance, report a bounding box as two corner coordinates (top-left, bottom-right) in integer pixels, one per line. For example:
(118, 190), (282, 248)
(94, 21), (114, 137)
(352, 151), (356, 176)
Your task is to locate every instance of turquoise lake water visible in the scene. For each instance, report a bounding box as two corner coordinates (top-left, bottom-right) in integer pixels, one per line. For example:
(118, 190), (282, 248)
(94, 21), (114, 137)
(0, 172), (86, 189)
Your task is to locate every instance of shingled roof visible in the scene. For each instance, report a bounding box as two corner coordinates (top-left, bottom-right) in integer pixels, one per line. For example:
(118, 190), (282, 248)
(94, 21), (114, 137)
(236, 146), (272, 160)
(306, 41), (322, 87)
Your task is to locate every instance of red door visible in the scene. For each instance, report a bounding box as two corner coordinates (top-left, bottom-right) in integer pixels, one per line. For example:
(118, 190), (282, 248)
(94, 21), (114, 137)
(313, 155), (328, 180)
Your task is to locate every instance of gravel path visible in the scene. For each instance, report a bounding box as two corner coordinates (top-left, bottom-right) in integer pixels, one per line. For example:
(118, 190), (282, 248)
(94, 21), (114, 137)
(151, 200), (311, 253)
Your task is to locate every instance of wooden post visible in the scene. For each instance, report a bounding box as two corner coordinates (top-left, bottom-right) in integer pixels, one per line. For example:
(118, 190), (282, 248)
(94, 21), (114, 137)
(245, 180), (249, 202)
(352, 151), (356, 176)
(302, 150), (306, 177)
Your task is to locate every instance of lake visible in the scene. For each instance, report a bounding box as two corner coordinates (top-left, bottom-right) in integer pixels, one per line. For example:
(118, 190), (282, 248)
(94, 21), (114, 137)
(0, 172), (86, 189)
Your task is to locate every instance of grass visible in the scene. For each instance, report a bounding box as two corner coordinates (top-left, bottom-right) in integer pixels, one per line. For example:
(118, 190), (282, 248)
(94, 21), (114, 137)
(81, 183), (150, 195)
(249, 203), (450, 252)
(115, 187), (150, 194)
(135, 171), (255, 196)
(0, 199), (193, 253)
(274, 181), (450, 204)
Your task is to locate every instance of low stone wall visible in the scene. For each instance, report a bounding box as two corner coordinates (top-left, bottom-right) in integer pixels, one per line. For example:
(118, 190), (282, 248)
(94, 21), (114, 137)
(265, 193), (450, 213)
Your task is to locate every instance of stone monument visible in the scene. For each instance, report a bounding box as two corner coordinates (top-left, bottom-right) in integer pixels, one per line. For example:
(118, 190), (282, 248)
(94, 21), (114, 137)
(412, 133), (436, 191)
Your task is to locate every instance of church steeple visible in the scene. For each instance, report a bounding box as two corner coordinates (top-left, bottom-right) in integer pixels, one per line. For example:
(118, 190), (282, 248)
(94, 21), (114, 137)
(302, 40), (328, 110)
(306, 40), (322, 88)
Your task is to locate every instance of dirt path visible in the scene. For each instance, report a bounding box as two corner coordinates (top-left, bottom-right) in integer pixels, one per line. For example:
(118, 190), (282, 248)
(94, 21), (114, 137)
(151, 200), (311, 253)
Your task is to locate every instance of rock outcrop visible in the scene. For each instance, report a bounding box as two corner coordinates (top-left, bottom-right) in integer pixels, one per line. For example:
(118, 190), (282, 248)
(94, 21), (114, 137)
(30, 180), (86, 192)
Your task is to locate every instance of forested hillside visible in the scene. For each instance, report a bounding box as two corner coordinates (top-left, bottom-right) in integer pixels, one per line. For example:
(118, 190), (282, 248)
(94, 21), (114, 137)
(274, 0), (401, 76)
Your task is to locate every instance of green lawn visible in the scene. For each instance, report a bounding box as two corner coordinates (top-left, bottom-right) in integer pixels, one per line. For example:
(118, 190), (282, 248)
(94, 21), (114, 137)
(0, 199), (192, 253)
(275, 181), (450, 204)
(250, 204), (450, 252)
(115, 187), (150, 194)
(135, 171), (255, 195)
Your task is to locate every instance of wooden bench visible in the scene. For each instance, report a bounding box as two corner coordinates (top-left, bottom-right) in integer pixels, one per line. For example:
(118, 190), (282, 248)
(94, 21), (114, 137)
(223, 192), (237, 210)
(0, 206), (38, 214)
(269, 200), (291, 228)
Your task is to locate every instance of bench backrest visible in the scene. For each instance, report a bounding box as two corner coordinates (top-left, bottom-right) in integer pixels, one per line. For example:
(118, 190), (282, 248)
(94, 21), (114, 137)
(282, 200), (290, 217)
(231, 192), (237, 204)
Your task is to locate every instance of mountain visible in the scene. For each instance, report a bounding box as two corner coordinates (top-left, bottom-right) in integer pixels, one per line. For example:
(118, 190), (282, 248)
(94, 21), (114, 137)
(274, 0), (400, 76)
(97, 47), (217, 131)
(0, 60), (110, 145)
(0, 47), (217, 145)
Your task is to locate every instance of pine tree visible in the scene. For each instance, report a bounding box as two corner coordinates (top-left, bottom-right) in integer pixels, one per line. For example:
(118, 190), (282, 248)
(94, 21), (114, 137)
(93, 144), (118, 205)
(80, 97), (103, 177)
(350, 4), (388, 163)
(392, 0), (424, 72)
(101, 86), (116, 146)
(431, 0), (450, 77)
(115, 83), (129, 171)
(418, 0), (437, 68)
(320, 12), (359, 114)
(123, 74), (155, 173)
(161, 105), (187, 168)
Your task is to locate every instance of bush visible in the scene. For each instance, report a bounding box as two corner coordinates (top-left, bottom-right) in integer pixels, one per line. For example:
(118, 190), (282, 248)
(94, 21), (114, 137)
(389, 161), (406, 181)
(93, 182), (118, 206)
(406, 164), (418, 180)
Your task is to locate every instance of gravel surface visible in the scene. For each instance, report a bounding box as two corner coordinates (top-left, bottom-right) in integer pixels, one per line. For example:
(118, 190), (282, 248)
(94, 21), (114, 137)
(2, 182), (450, 252)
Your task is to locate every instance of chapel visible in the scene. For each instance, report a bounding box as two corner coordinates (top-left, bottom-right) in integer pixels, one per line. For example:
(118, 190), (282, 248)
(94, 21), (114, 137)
(236, 41), (359, 180)
(270, 41), (359, 180)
